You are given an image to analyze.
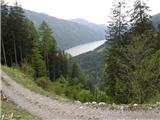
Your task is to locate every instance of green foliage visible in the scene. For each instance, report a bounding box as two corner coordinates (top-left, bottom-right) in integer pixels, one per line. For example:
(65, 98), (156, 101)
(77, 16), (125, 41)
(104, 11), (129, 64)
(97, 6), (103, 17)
(92, 87), (112, 103)
(21, 62), (35, 77)
(1, 65), (51, 97)
(2, 99), (39, 120)
(104, 0), (160, 104)
(24, 19), (46, 78)
(75, 47), (106, 85)
(25, 10), (106, 49)
(39, 21), (57, 78)
(78, 90), (93, 102)
(35, 77), (50, 90)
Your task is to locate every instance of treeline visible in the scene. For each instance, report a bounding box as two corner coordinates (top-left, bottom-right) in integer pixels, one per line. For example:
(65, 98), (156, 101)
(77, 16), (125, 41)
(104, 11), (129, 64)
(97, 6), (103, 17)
(104, 0), (160, 104)
(1, 1), (111, 103)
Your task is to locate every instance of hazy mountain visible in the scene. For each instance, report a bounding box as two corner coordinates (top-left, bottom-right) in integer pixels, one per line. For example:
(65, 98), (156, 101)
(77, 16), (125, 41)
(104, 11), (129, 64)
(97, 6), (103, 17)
(151, 13), (160, 31)
(75, 43), (107, 84)
(24, 10), (106, 49)
(71, 18), (106, 34)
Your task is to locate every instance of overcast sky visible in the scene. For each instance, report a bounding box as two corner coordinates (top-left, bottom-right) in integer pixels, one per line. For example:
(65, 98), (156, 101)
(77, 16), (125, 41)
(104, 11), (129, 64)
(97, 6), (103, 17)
(5, 0), (160, 24)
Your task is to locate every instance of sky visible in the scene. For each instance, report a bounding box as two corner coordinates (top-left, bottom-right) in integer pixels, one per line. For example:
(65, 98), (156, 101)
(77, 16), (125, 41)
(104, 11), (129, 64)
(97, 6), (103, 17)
(5, 0), (160, 24)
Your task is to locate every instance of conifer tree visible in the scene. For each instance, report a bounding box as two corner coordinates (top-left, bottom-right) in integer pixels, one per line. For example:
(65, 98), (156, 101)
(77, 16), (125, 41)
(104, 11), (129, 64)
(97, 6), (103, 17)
(6, 2), (32, 65)
(25, 20), (46, 78)
(1, 0), (8, 65)
(39, 21), (57, 79)
(104, 0), (129, 103)
(130, 0), (153, 34)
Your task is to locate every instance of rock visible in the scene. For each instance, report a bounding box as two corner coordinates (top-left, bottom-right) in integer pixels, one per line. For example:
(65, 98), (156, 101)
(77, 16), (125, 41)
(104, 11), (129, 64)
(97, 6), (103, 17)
(98, 102), (106, 105)
(156, 102), (160, 105)
(75, 100), (81, 104)
(84, 102), (90, 105)
(133, 104), (138, 107)
(92, 101), (97, 104)
(79, 106), (83, 109)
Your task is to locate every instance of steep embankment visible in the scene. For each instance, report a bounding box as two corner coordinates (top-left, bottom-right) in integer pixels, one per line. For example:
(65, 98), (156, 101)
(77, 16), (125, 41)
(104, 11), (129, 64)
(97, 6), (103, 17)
(1, 68), (160, 120)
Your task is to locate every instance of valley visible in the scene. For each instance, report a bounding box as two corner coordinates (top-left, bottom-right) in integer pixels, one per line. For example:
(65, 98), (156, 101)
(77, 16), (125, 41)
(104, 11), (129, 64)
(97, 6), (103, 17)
(1, 0), (160, 119)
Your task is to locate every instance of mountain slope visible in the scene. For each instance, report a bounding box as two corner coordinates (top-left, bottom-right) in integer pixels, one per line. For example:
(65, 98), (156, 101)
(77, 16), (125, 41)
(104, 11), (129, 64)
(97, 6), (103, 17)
(25, 10), (106, 49)
(152, 13), (160, 31)
(75, 43), (107, 84)
(71, 18), (106, 35)
(75, 13), (160, 83)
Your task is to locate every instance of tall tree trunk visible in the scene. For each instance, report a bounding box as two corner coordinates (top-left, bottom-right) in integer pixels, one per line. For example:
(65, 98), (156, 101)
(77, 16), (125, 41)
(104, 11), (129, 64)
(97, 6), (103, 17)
(10, 49), (13, 66)
(2, 39), (7, 65)
(46, 53), (50, 77)
(19, 43), (23, 64)
(13, 38), (18, 65)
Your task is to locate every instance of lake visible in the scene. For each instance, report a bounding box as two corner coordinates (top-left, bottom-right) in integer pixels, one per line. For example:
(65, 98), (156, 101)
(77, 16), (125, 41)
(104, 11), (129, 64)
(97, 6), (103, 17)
(65, 40), (106, 57)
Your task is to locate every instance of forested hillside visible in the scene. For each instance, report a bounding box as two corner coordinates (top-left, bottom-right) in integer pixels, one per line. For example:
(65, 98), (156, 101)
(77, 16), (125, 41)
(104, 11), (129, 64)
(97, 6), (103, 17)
(75, 43), (106, 85)
(76, 0), (160, 104)
(76, 12), (160, 87)
(104, 0), (160, 104)
(152, 13), (160, 31)
(1, 0), (160, 105)
(1, 1), (110, 103)
(25, 10), (106, 49)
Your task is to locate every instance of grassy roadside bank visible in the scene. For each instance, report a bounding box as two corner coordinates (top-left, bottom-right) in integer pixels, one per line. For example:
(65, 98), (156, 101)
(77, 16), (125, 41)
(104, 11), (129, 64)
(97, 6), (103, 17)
(1, 93), (39, 120)
(1, 65), (70, 102)
(1, 65), (160, 112)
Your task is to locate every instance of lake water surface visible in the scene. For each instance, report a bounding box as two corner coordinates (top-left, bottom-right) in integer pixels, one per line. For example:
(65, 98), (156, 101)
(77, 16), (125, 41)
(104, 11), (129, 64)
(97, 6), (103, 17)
(65, 40), (106, 57)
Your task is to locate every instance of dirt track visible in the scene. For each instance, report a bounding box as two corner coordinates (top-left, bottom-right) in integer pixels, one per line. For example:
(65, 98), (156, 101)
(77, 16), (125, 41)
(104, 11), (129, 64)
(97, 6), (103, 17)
(1, 71), (160, 120)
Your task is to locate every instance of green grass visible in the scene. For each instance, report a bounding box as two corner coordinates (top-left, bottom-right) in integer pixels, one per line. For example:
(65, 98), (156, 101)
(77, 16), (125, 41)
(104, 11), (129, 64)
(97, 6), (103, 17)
(147, 94), (160, 103)
(2, 66), (50, 96)
(1, 99), (39, 120)
(1, 65), (70, 102)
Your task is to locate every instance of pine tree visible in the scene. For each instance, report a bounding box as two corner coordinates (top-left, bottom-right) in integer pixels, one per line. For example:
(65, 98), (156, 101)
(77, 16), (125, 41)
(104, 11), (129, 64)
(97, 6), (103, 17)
(24, 20), (46, 78)
(104, 0), (129, 103)
(1, 0), (8, 65)
(39, 21), (57, 79)
(6, 2), (31, 65)
(118, 0), (158, 103)
(130, 0), (153, 34)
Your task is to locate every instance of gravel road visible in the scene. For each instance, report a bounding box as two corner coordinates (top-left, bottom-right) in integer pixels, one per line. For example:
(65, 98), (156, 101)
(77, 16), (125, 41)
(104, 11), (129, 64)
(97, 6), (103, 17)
(1, 71), (160, 120)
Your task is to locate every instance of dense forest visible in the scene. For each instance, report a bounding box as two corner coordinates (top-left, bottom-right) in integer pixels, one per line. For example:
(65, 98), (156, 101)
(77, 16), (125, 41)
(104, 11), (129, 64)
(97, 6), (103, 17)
(1, 0), (160, 104)
(1, 1), (110, 103)
(104, 0), (160, 104)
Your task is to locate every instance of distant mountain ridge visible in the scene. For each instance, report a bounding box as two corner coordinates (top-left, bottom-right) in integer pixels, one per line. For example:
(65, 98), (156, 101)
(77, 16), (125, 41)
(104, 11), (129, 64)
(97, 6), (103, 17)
(71, 18), (106, 34)
(151, 13), (160, 30)
(24, 10), (106, 50)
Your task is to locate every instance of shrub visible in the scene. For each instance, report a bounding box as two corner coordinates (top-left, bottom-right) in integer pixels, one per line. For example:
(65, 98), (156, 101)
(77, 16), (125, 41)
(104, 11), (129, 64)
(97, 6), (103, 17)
(21, 62), (35, 77)
(97, 91), (112, 103)
(78, 90), (93, 102)
(51, 76), (68, 95)
(35, 77), (50, 89)
(93, 87), (112, 103)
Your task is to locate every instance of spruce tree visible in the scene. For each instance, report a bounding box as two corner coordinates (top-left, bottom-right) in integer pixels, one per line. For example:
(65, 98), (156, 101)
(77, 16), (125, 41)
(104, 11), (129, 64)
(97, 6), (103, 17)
(1, 0), (8, 65)
(39, 21), (57, 79)
(130, 0), (153, 34)
(104, 0), (129, 103)
(6, 2), (31, 65)
(24, 20), (46, 78)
